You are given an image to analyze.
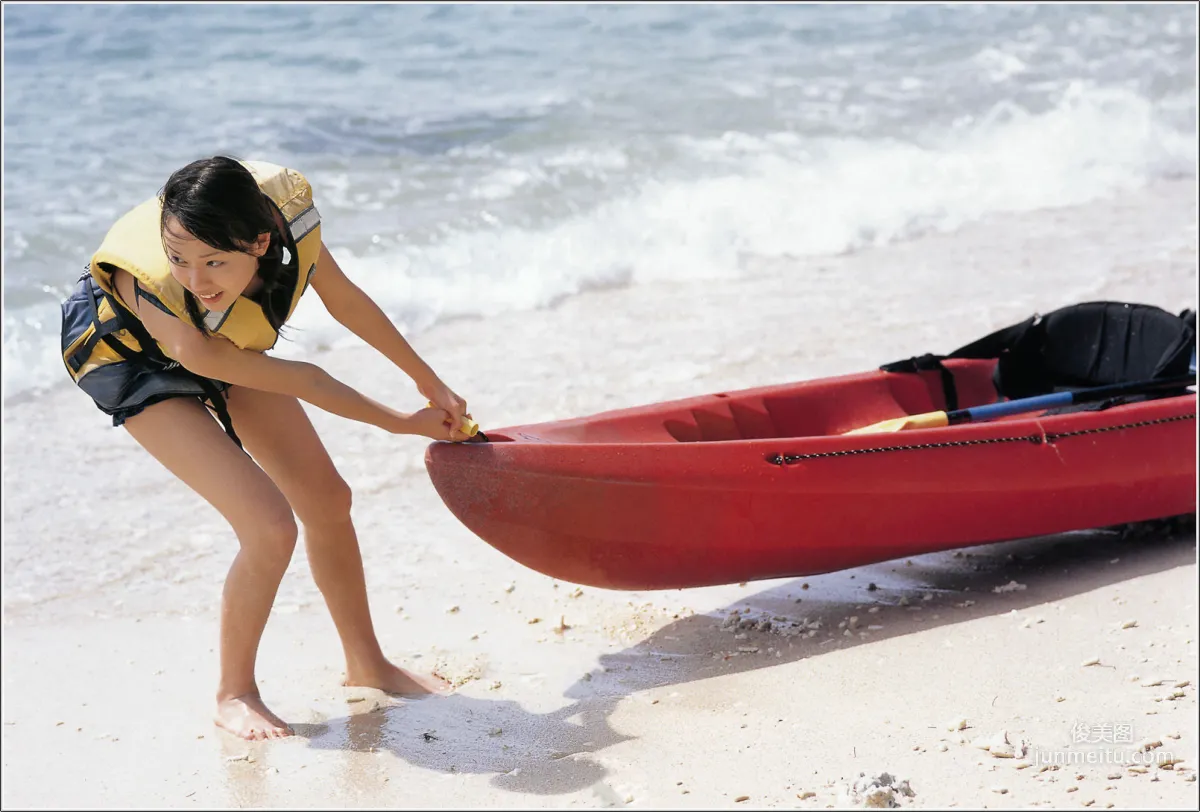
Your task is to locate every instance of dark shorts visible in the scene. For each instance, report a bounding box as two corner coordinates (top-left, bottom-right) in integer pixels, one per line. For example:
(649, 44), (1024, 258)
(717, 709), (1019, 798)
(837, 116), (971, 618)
(60, 273), (232, 428)
(102, 367), (232, 428)
(74, 352), (232, 429)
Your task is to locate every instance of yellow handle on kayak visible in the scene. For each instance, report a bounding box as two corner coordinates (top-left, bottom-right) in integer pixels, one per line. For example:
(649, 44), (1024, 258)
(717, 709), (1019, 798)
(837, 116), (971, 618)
(843, 410), (950, 435)
(427, 402), (480, 438)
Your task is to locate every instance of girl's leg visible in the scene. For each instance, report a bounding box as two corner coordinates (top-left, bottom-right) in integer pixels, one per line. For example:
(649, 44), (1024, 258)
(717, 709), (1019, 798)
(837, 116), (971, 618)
(122, 397), (300, 740)
(222, 385), (449, 695)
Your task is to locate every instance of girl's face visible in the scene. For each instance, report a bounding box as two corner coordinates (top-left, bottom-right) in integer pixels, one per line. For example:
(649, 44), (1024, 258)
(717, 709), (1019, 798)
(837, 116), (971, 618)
(162, 216), (270, 310)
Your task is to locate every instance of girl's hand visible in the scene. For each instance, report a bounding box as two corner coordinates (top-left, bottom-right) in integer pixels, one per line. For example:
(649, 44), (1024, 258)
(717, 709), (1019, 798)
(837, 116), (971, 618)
(417, 378), (470, 435)
(405, 406), (464, 441)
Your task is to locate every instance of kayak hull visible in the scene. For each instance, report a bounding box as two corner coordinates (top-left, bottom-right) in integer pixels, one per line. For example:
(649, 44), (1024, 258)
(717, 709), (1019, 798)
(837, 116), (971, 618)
(425, 360), (1197, 590)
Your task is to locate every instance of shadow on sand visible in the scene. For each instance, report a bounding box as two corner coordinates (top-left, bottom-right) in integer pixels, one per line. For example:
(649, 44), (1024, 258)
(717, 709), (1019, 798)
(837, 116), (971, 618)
(297, 515), (1196, 797)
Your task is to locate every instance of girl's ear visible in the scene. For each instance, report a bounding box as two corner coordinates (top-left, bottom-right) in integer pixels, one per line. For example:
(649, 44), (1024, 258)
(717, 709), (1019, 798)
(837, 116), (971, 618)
(249, 231), (271, 257)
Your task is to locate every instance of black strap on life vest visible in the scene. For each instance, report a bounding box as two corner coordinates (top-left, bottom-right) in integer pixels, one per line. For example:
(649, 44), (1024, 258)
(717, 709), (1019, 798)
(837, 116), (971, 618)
(881, 302), (1197, 411)
(84, 275), (243, 449)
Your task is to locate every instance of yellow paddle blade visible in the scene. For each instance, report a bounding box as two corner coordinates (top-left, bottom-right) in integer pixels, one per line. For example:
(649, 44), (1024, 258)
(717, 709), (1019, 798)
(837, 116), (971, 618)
(427, 402), (480, 438)
(843, 410), (950, 435)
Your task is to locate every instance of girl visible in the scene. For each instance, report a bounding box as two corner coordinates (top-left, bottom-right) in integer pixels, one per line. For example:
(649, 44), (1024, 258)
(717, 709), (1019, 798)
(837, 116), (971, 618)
(60, 156), (474, 741)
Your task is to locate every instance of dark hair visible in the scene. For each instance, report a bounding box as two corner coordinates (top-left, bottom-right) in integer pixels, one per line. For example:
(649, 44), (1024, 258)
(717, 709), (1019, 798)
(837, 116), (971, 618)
(159, 156), (293, 334)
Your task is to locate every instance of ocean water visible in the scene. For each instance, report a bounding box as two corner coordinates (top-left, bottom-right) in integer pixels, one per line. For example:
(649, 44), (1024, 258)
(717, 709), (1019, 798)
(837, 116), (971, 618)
(3, 3), (1197, 399)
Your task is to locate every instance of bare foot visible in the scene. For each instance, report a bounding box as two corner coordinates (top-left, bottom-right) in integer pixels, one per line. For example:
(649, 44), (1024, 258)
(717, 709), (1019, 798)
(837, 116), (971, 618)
(344, 660), (453, 697)
(214, 693), (294, 741)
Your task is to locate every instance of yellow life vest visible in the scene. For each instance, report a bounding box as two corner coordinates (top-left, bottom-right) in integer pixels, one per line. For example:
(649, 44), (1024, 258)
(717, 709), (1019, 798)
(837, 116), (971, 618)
(61, 161), (322, 448)
(88, 159), (322, 356)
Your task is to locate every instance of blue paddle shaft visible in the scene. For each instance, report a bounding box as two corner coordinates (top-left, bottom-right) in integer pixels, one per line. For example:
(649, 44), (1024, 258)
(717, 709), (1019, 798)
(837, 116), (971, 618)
(947, 371), (1196, 425)
(960, 392), (1071, 422)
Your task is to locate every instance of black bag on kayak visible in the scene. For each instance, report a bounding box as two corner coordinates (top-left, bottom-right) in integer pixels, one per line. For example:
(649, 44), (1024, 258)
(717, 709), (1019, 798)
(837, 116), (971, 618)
(882, 301), (1197, 411)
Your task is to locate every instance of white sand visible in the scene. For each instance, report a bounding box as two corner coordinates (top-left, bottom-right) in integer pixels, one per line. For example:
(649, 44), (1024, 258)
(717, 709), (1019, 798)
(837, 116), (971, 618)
(3, 180), (1197, 808)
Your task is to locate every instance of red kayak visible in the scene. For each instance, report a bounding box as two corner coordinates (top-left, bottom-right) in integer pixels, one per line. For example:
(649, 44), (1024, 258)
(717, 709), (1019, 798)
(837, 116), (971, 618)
(424, 359), (1196, 590)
